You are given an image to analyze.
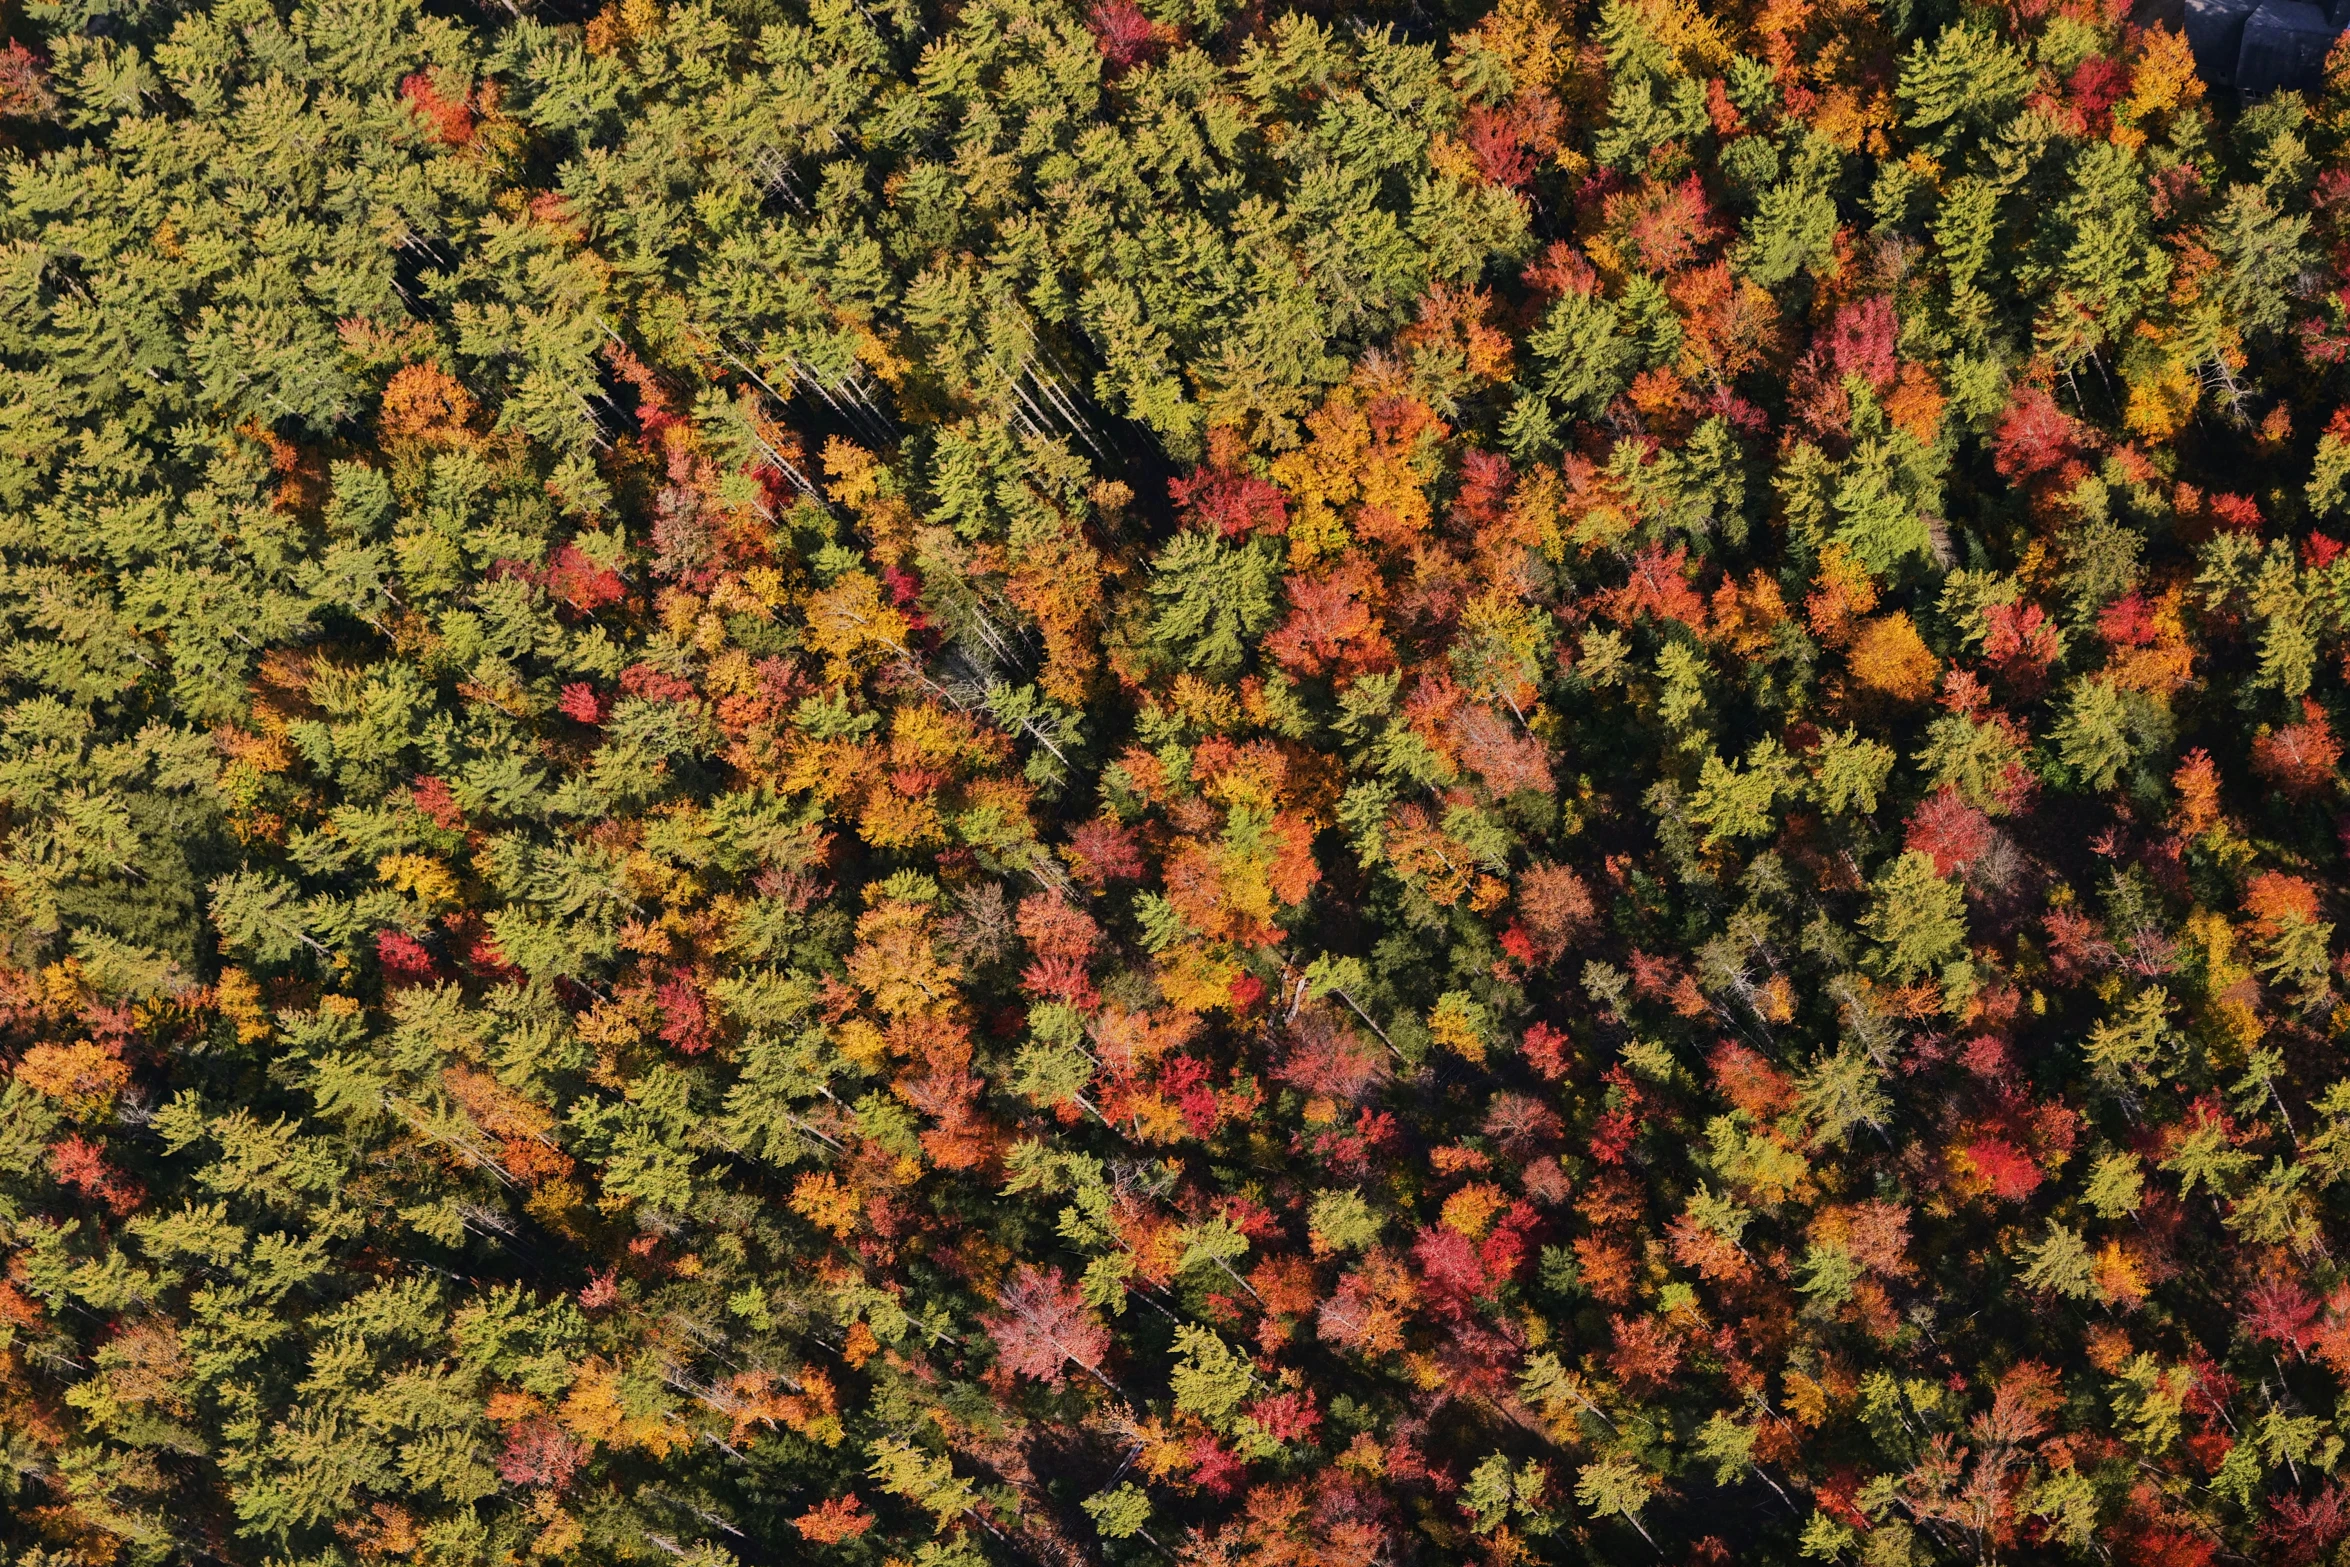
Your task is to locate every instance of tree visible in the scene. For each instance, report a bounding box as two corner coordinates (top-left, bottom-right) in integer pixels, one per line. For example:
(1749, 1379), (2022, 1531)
(11, 0), (2350, 1561)
(1861, 852), (1967, 982)
(981, 1266), (1113, 1389)
(1146, 531), (1282, 679)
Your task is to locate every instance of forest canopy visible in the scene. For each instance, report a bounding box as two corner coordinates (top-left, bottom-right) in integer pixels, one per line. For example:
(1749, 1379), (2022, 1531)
(3, 0), (2350, 1560)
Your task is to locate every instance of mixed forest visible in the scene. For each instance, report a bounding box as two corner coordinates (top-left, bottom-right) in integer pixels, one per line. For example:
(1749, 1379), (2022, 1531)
(7, 0), (2350, 1558)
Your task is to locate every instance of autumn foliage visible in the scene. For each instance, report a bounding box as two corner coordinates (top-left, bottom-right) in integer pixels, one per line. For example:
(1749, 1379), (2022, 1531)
(12, 0), (2350, 1561)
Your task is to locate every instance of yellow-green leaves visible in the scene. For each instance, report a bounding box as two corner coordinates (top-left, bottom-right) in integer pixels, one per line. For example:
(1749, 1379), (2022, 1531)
(1861, 852), (1965, 982)
(2019, 1221), (2095, 1300)
(1690, 737), (1800, 843)
(866, 1439), (976, 1531)
(1307, 1188), (1380, 1255)
(2081, 1151), (2144, 1218)
(1168, 1324), (1252, 1425)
